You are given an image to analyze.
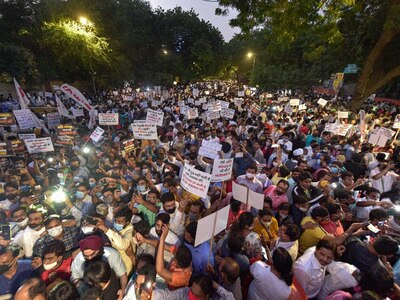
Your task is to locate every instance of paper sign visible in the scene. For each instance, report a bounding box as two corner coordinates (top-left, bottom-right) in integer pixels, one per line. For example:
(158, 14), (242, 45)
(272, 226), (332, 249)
(317, 98), (328, 106)
(208, 101), (222, 112)
(56, 124), (76, 136)
(199, 140), (222, 159)
(18, 133), (36, 140)
(338, 111), (349, 119)
(290, 99), (300, 106)
(24, 137), (54, 154)
(220, 101), (229, 109)
(206, 111), (220, 121)
(47, 112), (61, 129)
(250, 103), (261, 115)
(151, 100), (160, 107)
(211, 158), (234, 182)
(336, 124), (352, 136)
(90, 127), (105, 142)
(232, 181), (248, 204)
(248, 190), (264, 210)
(232, 181), (264, 210)
(13, 109), (36, 129)
(187, 108), (199, 120)
(99, 113), (119, 125)
(393, 114), (400, 129)
(234, 98), (243, 107)
(132, 123), (157, 140)
(220, 108), (235, 119)
(377, 127), (396, 139)
(0, 113), (15, 125)
(146, 109), (164, 126)
(72, 108), (84, 117)
(298, 104), (307, 111)
(192, 89), (199, 97)
(122, 138), (135, 153)
(325, 123), (339, 133)
(377, 135), (389, 147)
(181, 164), (212, 199)
(238, 91), (245, 97)
(195, 205), (230, 247)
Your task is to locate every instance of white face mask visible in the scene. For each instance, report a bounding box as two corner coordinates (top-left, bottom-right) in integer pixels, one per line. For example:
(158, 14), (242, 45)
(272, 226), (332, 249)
(82, 226), (94, 234)
(246, 172), (255, 179)
(299, 207), (308, 212)
(43, 259), (59, 270)
(16, 217), (29, 228)
(47, 225), (63, 237)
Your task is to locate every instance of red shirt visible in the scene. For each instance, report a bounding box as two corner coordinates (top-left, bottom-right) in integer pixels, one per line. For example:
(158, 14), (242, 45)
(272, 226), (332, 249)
(320, 220), (344, 237)
(40, 256), (72, 285)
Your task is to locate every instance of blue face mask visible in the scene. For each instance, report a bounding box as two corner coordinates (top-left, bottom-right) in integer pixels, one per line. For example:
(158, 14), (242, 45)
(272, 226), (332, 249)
(76, 191), (85, 199)
(331, 167), (339, 174)
(89, 182), (96, 188)
(137, 185), (146, 192)
(20, 185), (31, 193)
(161, 187), (169, 194)
(113, 222), (124, 232)
(95, 192), (102, 198)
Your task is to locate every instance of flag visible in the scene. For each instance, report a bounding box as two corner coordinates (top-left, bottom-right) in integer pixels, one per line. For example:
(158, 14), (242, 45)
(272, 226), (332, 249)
(56, 95), (73, 118)
(60, 84), (93, 111)
(13, 78), (30, 109)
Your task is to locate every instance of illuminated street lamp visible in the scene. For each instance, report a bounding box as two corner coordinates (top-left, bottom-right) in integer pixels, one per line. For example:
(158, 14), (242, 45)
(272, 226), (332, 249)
(247, 52), (253, 58)
(79, 17), (88, 26)
(163, 49), (168, 55)
(247, 52), (256, 70)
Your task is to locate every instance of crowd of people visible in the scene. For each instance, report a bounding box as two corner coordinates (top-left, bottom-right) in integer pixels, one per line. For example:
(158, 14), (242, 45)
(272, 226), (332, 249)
(0, 81), (399, 300)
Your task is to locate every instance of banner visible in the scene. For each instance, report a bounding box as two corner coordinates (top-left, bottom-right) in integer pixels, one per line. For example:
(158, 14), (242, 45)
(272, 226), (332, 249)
(24, 137), (54, 154)
(13, 109), (36, 129)
(90, 126), (105, 142)
(211, 158), (234, 182)
(250, 103), (261, 115)
(60, 83), (93, 111)
(99, 113), (119, 125)
(122, 138), (135, 153)
(220, 108), (235, 119)
(55, 95), (72, 118)
(181, 164), (212, 199)
(56, 124), (76, 145)
(18, 133), (36, 140)
(0, 113), (15, 126)
(146, 109), (164, 126)
(187, 108), (199, 120)
(393, 114), (400, 129)
(132, 123), (157, 140)
(13, 78), (30, 109)
(198, 140), (222, 159)
(47, 112), (61, 129)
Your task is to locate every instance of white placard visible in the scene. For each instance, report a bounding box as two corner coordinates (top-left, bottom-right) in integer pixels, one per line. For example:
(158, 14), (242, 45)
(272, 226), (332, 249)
(234, 98), (243, 107)
(99, 113), (119, 125)
(220, 108), (235, 119)
(194, 205), (229, 247)
(208, 101), (222, 112)
(336, 124), (353, 136)
(13, 109), (36, 129)
(368, 134), (379, 146)
(232, 181), (248, 204)
(132, 123), (157, 140)
(206, 111), (220, 121)
(393, 114), (400, 129)
(325, 123), (339, 133)
(377, 127), (396, 139)
(248, 189), (264, 210)
(220, 101), (229, 109)
(317, 98), (328, 106)
(24, 137), (54, 154)
(298, 104), (307, 111)
(338, 111), (349, 119)
(192, 88), (199, 97)
(181, 164), (212, 199)
(72, 108), (84, 117)
(238, 91), (245, 97)
(232, 181), (264, 210)
(18, 133), (36, 140)
(90, 126), (105, 142)
(47, 112), (61, 129)
(211, 158), (234, 182)
(146, 109), (164, 126)
(290, 99), (300, 106)
(198, 140), (222, 159)
(151, 100), (160, 107)
(187, 108), (199, 120)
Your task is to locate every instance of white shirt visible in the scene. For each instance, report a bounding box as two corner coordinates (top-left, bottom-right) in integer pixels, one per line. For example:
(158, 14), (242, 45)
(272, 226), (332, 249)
(355, 197), (376, 220)
(370, 168), (399, 193)
(11, 226), (46, 258)
(293, 246), (330, 298)
(248, 261), (291, 300)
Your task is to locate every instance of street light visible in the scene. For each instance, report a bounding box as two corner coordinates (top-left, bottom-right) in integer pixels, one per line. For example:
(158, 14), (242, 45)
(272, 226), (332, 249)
(247, 52), (253, 58)
(79, 17), (88, 26)
(163, 49), (168, 55)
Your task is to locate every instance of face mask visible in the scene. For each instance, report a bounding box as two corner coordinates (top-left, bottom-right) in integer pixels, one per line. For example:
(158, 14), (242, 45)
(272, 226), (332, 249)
(89, 182), (96, 188)
(273, 162), (278, 167)
(43, 259), (60, 270)
(279, 213), (288, 219)
(142, 169), (149, 175)
(103, 195), (113, 204)
(188, 212), (197, 222)
(331, 167), (339, 174)
(16, 217), (29, 228)
(168, 157), (176, 164)
(161, 187), (169, 194)
(96, 192), (103, 198)
(165, 207), (176, 214)
(137, 185), (146, 193)
(246, 172), (255, 179)
(299, 207), (308, 212)
(76, 191), (85, 199)
(20, 185), (31, 193)
(317, 159), (321, 165)
(0, 259), (14, 274)
(260, 220), (271, 227)
(48, 225), (63, 237)
(82, 226), (94, 234)
(70, 165), (78, 171)
(113, 222), (124, 232)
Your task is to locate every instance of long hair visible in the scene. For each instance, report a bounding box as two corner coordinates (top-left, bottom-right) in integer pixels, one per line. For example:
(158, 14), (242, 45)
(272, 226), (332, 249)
(272, 247), (293, 286)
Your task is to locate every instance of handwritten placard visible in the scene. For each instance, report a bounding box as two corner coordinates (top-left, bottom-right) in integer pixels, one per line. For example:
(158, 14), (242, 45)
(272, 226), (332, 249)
(317, 98), (328, 106)
(199, 140), (222, 159)
(18, 133), (36, 140)
(146, 109), (164, 126)
(24, 137), (54, 154)
(207, 101), (222, 112)
(338, 111), (349, 119)
(13, 109), (36, 129)
(187, 108), (199, 120)
(290, 99), (300, 106)
(90, 127), (105, 143)
(47, 112), (61, 129)
(206, 111), (220, 121)
(122, 138), (135, 153)
(181, 164), (212, 199)
(132, 123), (157, 140)
(99, 113), (119, 125)
(211, 158), (234, 182)
(220, 108), (235, 119)
(0, 113), (15, 125)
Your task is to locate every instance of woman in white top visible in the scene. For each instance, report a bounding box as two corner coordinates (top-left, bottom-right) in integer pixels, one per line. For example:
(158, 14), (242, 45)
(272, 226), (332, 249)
(248, 247), (293, 300)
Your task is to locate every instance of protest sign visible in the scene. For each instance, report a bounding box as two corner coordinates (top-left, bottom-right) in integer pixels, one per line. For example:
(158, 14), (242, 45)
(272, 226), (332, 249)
(211, 158), (234, 182)
(298, 104), (307, 111)
(290, 99), (300, 106)
(0, 113), (15, 126)
(47, 112), (61, 129)
(72, 108), (84, 117)
(24, 137), (54, 154)
(132, 123), (157, 140)
(187, 98), (194, 104)
(207, 101), (222, 112)
(194, 205), (230, 247)
(14, 78), (30, 109)
(220, 101), (229, 109)
(368, 133), (388, 147)
(206, 111), (220, 121)
(220, 108), (235, 119)
(336, 124), (352, 136)
(234, 98), (243, 107)
(99, 113), (119, 125)
(0, 143), (14, 157)
(377, 127), (396, 139)
(13, 109), (36, 129)
(338, 111), (349, 119)
(238, 91), (245, 97)
(317, 98), (328, 106)
(11, 139), (25, 154)
(393, 114), (400, 129)
(122, 138), (135, 153)
(232, 181), (264, 210)
(324, 123), (339, 133)
(56, 124), (76, 145)
(151, 100), (161, 107)
(192, 88), (199, 97)
(248, 189), (264, 210)
(232, 181), (248, 204)
(18, 133), (36, 140)
(181, 164), (212, 199)
(90, 127), (105, 143)
(146, 109), (164, 126)
(198, 97), (207, 104)
(60, 84), (93, 111)
(250, 103), (261, 115)
(199, 140), (222, 159)
(187, 108), (199, 120)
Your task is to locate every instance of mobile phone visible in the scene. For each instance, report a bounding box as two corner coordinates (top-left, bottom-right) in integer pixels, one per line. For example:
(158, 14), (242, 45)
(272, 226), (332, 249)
(1, 225), (11, 240)
(139, 279), (153, 298)
(85, 216), (97, 226)
(367, 224), (380, 234)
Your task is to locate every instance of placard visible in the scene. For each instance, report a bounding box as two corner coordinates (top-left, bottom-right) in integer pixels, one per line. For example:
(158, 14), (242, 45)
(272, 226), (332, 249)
(232, 181), (264, 210)
(325, 123), (339, 133)
(47, 112), (61, 129)
(206, 111), (220, 121)
(13, 109), (36, 129)
(211, 158), (234, 182)
(220, 101), (230, 109)
(194, 205), (229, 247)
(393, 114), (400, 129)
(336, 124), (352, 136)
(72, 108), (84, 117)
(187, 108), (199, 120)
(250, 103), (261, 115)
(238, 91), (245, 97)
(377, 127), (396, 139)
(207, 101), (222, 112)
(132, 123), (157, 140)
(56, 124), (76, 145)
(90, 126), (105, 143)
(146, 109), (164, 126)
(99, 113), (119, 125)
(317, 98), (328, 106)
(234, 98), (243, 107)
(220, 108), (235, 119)
(298, 104), (307, 111)
(0, 113), (15, 125)
(18, 133), (36, 140)
(199, 140), (222, 159)
(338, 111), (349, 119)
(122, 138), (135, 153)
(24, 137), (54, 154)
(181, 164), (212, 199)
(289, 99), (300, 106)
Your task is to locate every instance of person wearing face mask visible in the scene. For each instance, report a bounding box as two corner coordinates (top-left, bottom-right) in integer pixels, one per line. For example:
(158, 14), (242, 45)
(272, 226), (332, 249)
(164, 149), (183, 172)
(270, 222), (300, 262)
(0, 182), (21, 212)
(274, 202), (293, 226)
(40, 239), (73, 285)
(69, 157), (90, 181)
(253, 208), (279, 246)
(235, 165), (263, 194)
(293, 171), (326, 207)
(186, 201), (205, 225)
(96, 207), (136, 275)
(129, 190), (161, 227)
(10, 207), (29, 237)
(159, 192), (187, 238)
(32, 215), (78, 267)
(0, 245), (38, 296)
(11, 207), (47, 258)
(135, 177), (149, 196)
(320, 203), (346, 237)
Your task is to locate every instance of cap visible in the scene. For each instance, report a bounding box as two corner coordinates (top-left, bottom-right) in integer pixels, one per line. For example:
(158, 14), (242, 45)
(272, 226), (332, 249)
(293, 148), (304, 156)
(79, 235), (103, 251)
